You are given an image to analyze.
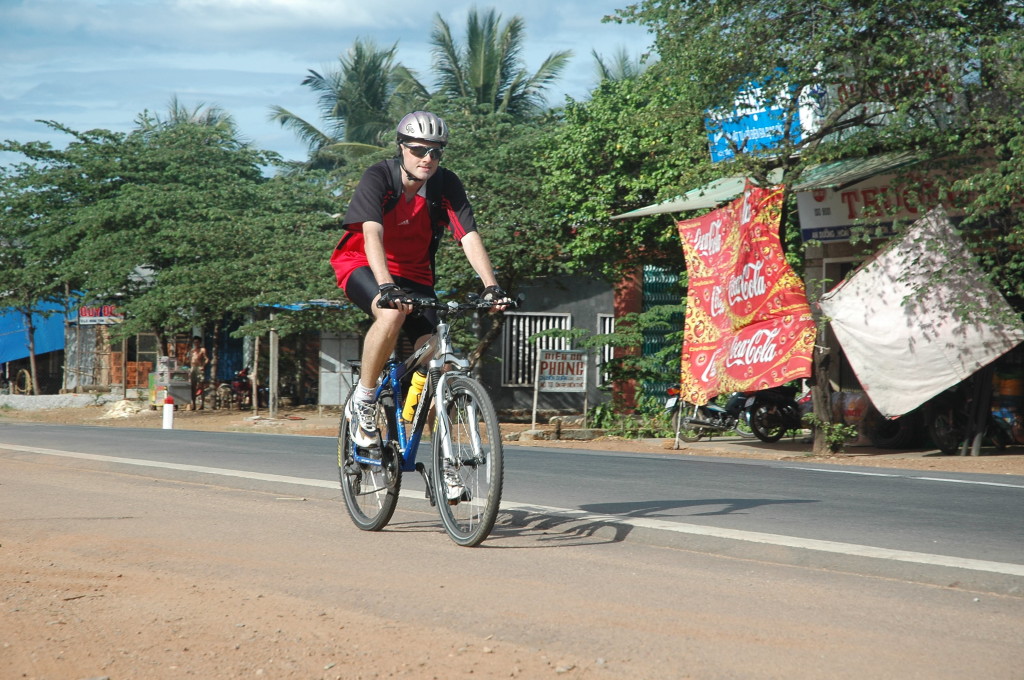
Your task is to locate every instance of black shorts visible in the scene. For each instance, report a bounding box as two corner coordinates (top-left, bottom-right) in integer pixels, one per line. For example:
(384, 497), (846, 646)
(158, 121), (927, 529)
(344, 266), (439, 343)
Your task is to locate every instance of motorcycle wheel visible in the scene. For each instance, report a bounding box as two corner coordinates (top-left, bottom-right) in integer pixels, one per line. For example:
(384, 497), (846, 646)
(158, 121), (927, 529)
(923, 397), (962, 455)
(672, 407), (711, 442)
(749, 403), (787, 443)
(733, 413), (756, 438)
(988, 419), (1012, 450)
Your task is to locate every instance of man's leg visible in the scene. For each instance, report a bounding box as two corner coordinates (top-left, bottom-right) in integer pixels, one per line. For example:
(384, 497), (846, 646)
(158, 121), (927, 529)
(347, 304), (405, 448)
(357, 307), (405, 389)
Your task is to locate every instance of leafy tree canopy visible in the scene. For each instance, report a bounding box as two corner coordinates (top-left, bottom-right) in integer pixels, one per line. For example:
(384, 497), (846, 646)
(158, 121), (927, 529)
(538, 72), (707, 279)
(1, 119), (352, 343)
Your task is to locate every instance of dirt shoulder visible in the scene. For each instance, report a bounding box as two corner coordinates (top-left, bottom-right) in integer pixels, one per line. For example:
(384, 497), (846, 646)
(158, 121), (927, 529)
(3, 401), (1024, 476)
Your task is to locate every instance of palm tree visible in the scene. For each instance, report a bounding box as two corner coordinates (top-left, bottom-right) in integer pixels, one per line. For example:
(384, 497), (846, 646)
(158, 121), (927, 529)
(137, 95), (240, 135)
(592, 47), (651, 83)
(426, 7), (572, 117)
(269, 39), (408, 166)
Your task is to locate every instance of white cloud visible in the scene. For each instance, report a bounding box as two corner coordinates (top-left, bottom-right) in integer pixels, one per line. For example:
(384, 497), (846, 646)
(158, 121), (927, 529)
(0, 0), (651, 163)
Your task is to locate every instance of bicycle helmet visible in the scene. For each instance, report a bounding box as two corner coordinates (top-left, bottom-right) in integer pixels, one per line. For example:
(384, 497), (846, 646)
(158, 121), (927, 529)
(396, 111), (449, 146)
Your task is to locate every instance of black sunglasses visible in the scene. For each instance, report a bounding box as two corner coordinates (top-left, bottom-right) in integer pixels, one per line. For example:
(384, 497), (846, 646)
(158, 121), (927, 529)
(402, 143), (444, 160)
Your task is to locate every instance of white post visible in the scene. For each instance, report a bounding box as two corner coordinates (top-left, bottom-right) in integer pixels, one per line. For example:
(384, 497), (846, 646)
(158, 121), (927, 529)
(582, 351), (590, 429)
(531, 340), (541, 431)
(162, 395), (174, 429)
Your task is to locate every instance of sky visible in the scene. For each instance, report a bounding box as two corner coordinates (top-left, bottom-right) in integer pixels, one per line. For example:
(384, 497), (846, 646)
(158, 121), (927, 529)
(0, 0), (653, 165)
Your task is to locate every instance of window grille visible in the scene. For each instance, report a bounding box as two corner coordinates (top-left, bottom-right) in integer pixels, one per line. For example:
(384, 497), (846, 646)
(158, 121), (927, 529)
(501, 312), (572, 386)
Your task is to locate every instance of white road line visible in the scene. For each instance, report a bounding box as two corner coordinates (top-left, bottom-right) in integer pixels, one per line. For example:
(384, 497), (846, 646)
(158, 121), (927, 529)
(498, 500), (1024, 578)
(6, 442), (1024, 578)
(0, 443), (337, 489)
(796, 466), (1024, 489)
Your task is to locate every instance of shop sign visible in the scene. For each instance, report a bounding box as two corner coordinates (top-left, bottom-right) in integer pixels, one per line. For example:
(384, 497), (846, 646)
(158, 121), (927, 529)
(78, 304), (123, 325)
(796, 169), (972, 242)
(536, 350), (586, 393)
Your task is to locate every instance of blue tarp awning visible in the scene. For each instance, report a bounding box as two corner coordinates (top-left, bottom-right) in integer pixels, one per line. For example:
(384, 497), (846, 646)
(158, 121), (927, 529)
(0, 303), (68, 364)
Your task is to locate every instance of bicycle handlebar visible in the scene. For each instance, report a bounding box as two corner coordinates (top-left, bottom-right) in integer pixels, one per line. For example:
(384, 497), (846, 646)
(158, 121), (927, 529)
(376, 293), (521, 313)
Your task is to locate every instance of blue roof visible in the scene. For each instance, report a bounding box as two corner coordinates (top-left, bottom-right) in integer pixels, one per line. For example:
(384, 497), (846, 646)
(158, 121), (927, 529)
(0, 303), (67, 364)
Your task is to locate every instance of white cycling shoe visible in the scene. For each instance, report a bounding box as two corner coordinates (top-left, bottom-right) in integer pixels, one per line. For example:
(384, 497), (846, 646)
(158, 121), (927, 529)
(345, 397), (380, 449)
(443, 465), (466, 504)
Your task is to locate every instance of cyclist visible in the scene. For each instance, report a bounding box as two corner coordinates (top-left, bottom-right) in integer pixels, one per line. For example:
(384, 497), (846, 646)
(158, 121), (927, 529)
(330, 110), (511, 452)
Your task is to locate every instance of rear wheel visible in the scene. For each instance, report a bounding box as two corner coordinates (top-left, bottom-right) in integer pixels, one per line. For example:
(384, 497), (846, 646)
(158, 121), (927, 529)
(432, 376), (503, 547)
(750, 403), (786, 443)
(339, 395), (401, 531)
(923, 396), (961, 454)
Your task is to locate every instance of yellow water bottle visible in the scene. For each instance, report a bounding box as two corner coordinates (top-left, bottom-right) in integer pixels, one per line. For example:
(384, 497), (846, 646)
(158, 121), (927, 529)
(403, 369), (428, 421)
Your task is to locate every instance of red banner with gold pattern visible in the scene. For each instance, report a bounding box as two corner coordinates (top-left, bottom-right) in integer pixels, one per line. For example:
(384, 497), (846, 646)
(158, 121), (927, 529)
(677, 185), (816, 405)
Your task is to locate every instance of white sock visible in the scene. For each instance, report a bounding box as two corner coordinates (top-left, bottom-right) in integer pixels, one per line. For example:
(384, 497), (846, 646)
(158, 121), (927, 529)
(354, 383), (375, 403)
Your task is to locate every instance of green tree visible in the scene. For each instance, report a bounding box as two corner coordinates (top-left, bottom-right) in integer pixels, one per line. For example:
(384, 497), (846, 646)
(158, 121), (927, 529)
(539, 71), (708, 279)
(423, 7), (572, 117)
(0, 126), (128, 393)
(269, 39), (410, 168)
(615, 1), (1024, 198)
(2, 118), (365, 393)
(147, 95), (239, 135)
(427, 111), (568, 364)
(592, 47), (650, 83)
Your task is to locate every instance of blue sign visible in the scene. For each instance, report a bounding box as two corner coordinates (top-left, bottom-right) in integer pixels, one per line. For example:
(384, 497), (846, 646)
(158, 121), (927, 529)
(706, 107), (802, 163)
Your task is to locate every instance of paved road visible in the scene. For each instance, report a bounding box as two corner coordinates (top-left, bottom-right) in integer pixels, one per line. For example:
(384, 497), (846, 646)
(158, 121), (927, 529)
(4, 422), (1024, 679)
(2, 422), (1022, 593)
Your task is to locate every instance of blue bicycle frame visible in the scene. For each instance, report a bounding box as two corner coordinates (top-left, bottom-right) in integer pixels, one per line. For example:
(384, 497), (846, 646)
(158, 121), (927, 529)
(348, 322), (470, 473)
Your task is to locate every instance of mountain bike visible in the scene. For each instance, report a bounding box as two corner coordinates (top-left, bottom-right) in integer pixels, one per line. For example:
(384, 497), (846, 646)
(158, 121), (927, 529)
(337, 294), (517, 547)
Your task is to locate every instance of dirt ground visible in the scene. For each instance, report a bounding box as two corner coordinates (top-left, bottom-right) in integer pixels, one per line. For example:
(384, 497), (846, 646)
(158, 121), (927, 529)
(2, 402), (1023, 679)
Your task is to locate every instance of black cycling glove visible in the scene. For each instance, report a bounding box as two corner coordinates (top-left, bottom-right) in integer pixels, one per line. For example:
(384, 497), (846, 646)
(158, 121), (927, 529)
(377, 283), (412, 308)
(481, 285), (510, 303)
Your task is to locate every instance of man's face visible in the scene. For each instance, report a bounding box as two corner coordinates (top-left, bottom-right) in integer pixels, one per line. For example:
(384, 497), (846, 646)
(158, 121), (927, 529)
(400, 139), (443, 182)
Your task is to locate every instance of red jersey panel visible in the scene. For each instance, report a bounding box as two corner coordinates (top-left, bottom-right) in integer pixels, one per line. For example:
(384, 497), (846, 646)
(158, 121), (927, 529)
(330, 159), (478, 290)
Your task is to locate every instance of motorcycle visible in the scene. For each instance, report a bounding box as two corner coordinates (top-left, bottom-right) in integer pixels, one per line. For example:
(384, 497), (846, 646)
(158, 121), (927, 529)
(212, 367), (265, 410)
(668, 389), (756, 443)
(923, 380), (1017, 455)
(747, 385), (805, 443)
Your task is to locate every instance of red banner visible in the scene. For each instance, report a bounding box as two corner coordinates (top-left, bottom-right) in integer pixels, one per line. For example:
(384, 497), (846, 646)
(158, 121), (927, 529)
(677, 185), (816, 404)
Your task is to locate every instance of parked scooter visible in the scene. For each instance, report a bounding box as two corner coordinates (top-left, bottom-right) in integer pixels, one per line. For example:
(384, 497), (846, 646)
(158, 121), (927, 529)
(211, 367), (258, 410)
(668, 389), (756, 442)
(923, 380), (1017, 455)
(230, 368), (253, 408)
(747, 385), (805, 443)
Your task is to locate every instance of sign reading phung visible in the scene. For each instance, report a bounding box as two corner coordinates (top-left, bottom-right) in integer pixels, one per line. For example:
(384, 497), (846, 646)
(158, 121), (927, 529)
(536, 349), (586, 393)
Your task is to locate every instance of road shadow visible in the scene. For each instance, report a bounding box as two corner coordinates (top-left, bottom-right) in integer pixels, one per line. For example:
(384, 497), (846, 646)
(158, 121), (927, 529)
(488, 508), (633, 547)
(482, 497), (818, 548)
(580, 497), (819, 518)
(372, 497), (818, 548)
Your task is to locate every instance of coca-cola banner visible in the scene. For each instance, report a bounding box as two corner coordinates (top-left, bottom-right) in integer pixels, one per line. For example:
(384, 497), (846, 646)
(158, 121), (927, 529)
(677, 185), (816, 405)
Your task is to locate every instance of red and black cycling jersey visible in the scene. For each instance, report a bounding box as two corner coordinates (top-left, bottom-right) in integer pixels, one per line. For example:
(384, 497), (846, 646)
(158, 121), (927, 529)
(330, 158), (477, 289)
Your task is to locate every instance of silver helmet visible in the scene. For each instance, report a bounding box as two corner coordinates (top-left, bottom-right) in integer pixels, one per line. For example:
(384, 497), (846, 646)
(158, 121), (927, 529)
(396, 111), (449, 145)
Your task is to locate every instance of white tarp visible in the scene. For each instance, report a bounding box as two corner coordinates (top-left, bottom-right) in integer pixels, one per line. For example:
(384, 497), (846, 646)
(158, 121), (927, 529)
(819, 206), (1024, 417)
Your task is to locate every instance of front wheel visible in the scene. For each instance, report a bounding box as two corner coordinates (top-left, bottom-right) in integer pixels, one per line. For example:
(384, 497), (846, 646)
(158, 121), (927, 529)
(432, 376), (503, 547)
(339, 395), (402, 531)
(749, 402), (786, 443)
